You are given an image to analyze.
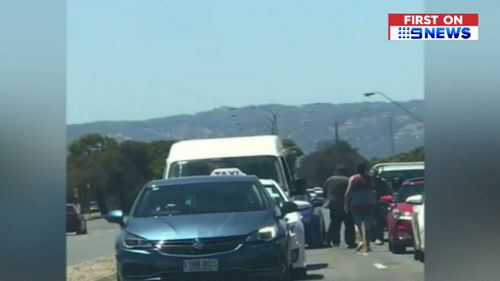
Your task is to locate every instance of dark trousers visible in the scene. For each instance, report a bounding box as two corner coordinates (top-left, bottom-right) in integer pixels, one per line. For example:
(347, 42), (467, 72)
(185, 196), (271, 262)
(373, 203), (387, 241)
(327, 205), (356, 246)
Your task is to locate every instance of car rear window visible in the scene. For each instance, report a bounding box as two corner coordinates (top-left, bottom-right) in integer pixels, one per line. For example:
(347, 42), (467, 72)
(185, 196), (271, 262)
(396, 183), (424, 203)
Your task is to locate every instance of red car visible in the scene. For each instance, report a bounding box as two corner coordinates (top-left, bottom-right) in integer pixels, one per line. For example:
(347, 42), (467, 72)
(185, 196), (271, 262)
(66, 204), (87, 235)
(380, 178), (424, 254)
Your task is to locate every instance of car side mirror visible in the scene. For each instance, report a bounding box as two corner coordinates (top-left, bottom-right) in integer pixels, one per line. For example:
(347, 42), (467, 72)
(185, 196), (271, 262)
(406, 194), (423, 205)
(293, 200), (312, 211)
(104, 210), (125, 227)
(281, 202), (299, 215)
(379, 195), (394, 204)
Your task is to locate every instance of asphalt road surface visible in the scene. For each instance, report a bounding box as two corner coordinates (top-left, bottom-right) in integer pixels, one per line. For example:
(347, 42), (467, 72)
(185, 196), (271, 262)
(67, 218), (120, 266)
(67, 212), (424, 281)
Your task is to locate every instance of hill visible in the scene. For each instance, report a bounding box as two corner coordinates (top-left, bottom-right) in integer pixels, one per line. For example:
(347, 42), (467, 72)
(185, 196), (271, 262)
(67, 100), (424, 159)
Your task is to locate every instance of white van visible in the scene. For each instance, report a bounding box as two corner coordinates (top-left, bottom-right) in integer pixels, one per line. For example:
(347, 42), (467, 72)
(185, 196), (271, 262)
(164, 135), (296, 192)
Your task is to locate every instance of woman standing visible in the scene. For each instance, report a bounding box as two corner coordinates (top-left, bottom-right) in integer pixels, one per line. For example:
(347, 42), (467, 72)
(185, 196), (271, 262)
(344, 162), (377, 254)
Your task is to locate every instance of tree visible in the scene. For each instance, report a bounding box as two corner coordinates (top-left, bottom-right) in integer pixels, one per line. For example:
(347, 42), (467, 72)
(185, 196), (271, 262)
(147, 140), (177, 178)
(282, 139), (304, 176)
(67, 134), (178, 213)
(372, 146), (424, 164)
(297, 140), (366, 187)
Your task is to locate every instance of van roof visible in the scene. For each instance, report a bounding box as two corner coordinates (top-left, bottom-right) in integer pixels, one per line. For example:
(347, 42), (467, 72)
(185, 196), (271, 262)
(372, 162), (424, 172)
(167, 135), (284, 162)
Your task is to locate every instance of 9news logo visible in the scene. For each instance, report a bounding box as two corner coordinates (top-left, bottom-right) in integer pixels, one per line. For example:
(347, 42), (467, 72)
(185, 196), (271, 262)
(388, 14), (479, 40)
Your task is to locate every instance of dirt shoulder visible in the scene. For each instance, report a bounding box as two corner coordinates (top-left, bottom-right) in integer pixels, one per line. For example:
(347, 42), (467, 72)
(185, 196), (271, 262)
(67, 255), (115, 281)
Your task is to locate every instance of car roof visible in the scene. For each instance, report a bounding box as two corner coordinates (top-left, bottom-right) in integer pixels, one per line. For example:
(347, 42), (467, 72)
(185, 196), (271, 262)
(259, 179), (278, 186)
(373, 162), (424, 172)
(147, 175), (260, 188)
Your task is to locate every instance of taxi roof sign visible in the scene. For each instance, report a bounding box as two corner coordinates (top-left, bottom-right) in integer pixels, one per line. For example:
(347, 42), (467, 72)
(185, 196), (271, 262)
(210, 168), (247, 176)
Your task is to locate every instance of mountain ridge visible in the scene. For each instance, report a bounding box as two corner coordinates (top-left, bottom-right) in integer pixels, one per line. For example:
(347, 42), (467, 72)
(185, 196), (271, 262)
(67, 100), (424, 159)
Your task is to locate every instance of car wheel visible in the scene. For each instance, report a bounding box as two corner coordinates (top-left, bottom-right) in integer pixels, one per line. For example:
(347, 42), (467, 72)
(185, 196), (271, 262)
(76, 220), (87, 235)
(293, 267), (307, 278)
(278, 264), (292, 281)
(312, 219), (325, 248)
(414, 249), (419, 260)
(391, 244), (406, 254)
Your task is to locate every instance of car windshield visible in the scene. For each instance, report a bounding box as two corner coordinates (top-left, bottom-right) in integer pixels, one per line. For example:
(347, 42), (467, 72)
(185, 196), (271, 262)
(379, 169), (424, 182)
(169, 156), (284, 188)
(132, 181), (267, 217)
(262, 184), (287, 206)
(396, 183), (424, 203)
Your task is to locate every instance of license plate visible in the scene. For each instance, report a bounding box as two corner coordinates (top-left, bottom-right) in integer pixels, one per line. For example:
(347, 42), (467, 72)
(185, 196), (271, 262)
(183, 259), (218, 272)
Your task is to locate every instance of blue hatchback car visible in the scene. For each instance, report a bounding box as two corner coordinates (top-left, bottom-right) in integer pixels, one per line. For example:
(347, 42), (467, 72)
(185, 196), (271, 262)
(105, 176), (299, 281)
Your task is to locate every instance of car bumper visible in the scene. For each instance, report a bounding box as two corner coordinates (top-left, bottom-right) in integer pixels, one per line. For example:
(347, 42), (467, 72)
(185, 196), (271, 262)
(303, 216), (320, 245)
(117, 238), (288, 281)
(390, 220), (414, 246)
(66, 220), (80, 232)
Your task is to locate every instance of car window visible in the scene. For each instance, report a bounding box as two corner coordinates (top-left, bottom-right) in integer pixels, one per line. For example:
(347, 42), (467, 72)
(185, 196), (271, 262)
(169, 156), (286, 189)
(132, 182), (266, 217)
(380, 169), (425, 182)
(263, 184), (286, 206)
(396, 183), (424, 203)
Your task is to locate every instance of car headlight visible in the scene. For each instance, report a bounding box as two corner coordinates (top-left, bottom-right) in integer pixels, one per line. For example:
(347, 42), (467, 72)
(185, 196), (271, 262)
(246, 225), (278, 242)
(121, 232), (153, 249)
(393, 210), (412, 220)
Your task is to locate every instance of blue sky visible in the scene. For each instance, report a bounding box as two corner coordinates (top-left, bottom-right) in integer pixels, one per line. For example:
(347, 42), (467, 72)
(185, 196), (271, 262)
(68, 0), (423, 124)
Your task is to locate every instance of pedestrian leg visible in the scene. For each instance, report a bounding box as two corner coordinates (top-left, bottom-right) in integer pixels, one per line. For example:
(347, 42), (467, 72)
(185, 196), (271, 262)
(329, 207), (342, 246)
(343, 211), (356, 248)
(364, 218), (373, 252)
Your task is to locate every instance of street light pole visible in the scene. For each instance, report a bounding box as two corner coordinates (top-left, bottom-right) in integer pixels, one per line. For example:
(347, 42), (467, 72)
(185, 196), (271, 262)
(364, 92), (423, 123)
(388, 116), (396, 155)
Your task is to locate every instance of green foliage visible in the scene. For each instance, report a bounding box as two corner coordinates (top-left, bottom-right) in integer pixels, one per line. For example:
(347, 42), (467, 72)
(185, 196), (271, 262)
(372, 146), (424, 164)
(67, 135), (176, 213)
(297, 140), (367, 187)
(282, 139), (304, 175)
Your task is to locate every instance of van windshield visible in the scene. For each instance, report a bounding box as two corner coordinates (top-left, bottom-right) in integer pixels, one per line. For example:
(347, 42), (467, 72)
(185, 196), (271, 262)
(169, 156), (284, 188)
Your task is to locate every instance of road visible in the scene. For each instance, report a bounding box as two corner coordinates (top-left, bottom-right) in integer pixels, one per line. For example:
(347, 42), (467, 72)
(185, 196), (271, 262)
(67, 213), (423, 281)
(67, 218), (120, 266)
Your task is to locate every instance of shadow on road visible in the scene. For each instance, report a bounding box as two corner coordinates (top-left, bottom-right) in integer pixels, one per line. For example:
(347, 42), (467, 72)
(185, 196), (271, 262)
(296, 273), (324, 280)
(306, 263), (328, 271)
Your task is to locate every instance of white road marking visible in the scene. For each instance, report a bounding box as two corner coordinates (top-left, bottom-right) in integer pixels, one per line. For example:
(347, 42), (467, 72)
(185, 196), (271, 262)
(374, 263), (387, 269)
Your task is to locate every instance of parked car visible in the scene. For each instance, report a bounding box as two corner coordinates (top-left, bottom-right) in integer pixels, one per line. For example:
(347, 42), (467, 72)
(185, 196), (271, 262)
(410, 194), (425, 262)
(66, 203), (87, 235)
(105, 175), (308, 281)
(372, 162), (424, 192)
(89, 201), (100, 212)
(299, 190), (327, 248)
(311, 187), (324, 198)
(260, 179), (309, 277)
(381, 178), (424, 253)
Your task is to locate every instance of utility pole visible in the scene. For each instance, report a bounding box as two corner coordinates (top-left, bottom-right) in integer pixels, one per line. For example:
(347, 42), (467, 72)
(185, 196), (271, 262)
(388, 116), (396, 155)
(334, 121), (339, 144)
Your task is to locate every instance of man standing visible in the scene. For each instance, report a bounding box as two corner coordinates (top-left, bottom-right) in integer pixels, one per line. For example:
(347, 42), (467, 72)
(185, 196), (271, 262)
(345, 162), (376, 253)
(370, 169), (392, 245)
(324, 166), (356, 248)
